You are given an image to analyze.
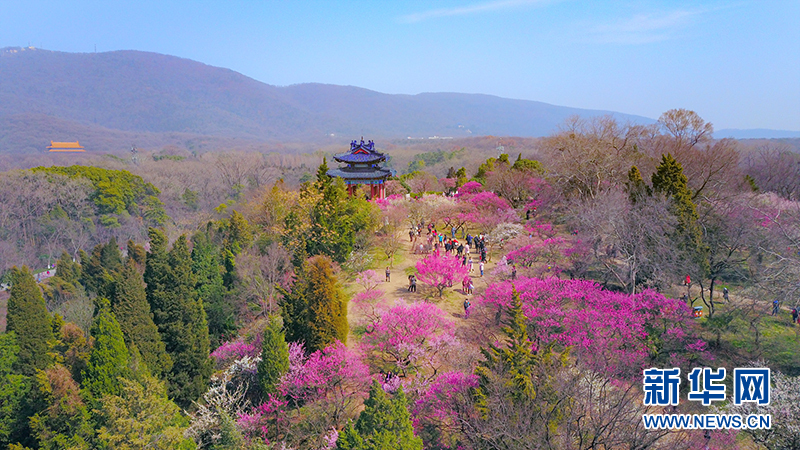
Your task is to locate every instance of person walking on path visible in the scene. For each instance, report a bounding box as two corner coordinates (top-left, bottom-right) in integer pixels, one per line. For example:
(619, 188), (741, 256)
(385, 267), (391, 282)
(791, 307), (799, 324)
(468, 280), (474, 295)
(468, 257), (473, 272)
(772, 299), (780, 315)
(464, 298), (471, 318)
(410, 275), (417, 293)
(722, 287), (729, 302)
(479, 260), (484, 277)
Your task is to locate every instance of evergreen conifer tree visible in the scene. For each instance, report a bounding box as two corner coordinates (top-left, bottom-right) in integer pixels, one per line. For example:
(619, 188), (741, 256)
(257, 317), (290, 395)
(112, 259), (171, 378)
(280, 255), (348, 352)
(6, 266), (53, 376)
(191, 231), (234, 348)
(651, 154), (709, 276)
(82, 299), (130, 398)
(146, 229), (212, 406)
(475, 286), (539, 403)
(455, 167), (468, 187)
(470, 286), (569, 447)
(100, 237), (123, 272)
(626, 165), (651, 204)
(81, 240), (120, 298)
(94, 374), (196, 449)
(307, 178), (356, 262)
(45, 253), (84, 307)
(337, 381), (422, 450)
(126, 239), (147, 268)
(315, 156), (332, 191)
(55, 252), (81, 286)
(29, 364), (94, 450)
(652, 154), (697, 224)
(0, 333), (32, 448)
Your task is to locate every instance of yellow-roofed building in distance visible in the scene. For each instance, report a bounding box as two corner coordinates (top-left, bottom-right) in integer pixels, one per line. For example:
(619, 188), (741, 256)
(47, 141), (85, 152)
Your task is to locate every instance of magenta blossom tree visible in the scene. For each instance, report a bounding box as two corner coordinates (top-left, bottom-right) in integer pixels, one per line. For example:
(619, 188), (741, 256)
(360, 300), (457, 380)
(416, 254), (469, 297)
(279, 341), (371, 408)
(351, 289), (389, 333)
(210, 335), (262, 369)
(239, 340), (371, 447)
(457, 181), (483, 195)
(479, 277), (710, 379)
(411, 371), (479, 449)
(460, 191), (519, 232)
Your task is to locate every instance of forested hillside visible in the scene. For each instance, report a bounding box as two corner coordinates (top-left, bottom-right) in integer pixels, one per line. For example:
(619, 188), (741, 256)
(0, 110), (799, 449)
(0, 46), (651, 153)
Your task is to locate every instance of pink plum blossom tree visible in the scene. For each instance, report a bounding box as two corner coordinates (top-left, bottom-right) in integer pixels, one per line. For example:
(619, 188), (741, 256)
(359, 300), (457, 380)
(416, 254), (468, 297)
(479, 277), (710, 379)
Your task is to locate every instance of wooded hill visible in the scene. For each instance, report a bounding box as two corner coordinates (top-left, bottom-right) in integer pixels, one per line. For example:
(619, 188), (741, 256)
(0, 46), (651, 154)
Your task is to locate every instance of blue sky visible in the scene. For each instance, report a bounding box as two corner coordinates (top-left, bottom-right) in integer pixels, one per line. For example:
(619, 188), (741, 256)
(2, 0), (798, 130)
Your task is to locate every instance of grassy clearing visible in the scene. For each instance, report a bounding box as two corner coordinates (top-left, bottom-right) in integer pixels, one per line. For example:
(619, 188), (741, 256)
(696, 298), (800, 375)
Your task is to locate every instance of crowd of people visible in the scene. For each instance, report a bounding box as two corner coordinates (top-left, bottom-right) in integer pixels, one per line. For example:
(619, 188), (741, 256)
(409, 223), (488, 264)
(406, 222), (497, 319)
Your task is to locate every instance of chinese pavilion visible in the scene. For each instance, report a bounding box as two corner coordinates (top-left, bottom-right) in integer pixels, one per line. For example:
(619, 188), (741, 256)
(47, 141), (85, 152)
(327, 139), (392, 199)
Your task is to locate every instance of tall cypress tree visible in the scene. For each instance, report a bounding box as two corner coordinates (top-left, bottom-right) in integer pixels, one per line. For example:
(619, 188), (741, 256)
(45, 252), (84, 307)
(315, 157), (332, 191)
(100, 237), (123, 273)
(652, 154), (698, 226)
(191, 231), (234, 348)
(280, 255), (347, 352)
(126, 239), (147, 268)
(651, 154), (708, 275)
(146, 230), (212, 406)
(112, 259), (171, 378)
(307, 178), (365, 263)
(337, 381), (422, 450)
(257, 317), (289, 395)
(55, 252), (81, 286)
(626, 165), (651, 204)
(469, 286), (569, 448)
(475, 286), (538, 403)
(82, 239), (122, 298)
(0, 333), (32, 447)
(82, 298), (130, 398)
(6, 266), (53, 376)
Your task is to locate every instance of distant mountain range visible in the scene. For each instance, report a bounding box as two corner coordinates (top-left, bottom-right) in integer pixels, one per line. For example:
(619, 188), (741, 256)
(714, 129), (800, 139)
(0, 46), (796, 154)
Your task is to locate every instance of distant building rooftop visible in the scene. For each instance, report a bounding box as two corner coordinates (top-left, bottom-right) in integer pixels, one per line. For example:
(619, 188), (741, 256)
(47, 141), (85, 152)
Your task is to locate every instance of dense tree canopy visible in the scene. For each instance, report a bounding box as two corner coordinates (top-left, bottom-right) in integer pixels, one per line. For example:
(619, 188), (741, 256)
(6, 266), (53, 376)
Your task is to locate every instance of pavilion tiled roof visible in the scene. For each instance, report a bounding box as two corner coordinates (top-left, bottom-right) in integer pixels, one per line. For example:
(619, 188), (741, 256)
(327, 167), (392, 180)
(47, 141), (85, 152)
(333, 139), (386, 164)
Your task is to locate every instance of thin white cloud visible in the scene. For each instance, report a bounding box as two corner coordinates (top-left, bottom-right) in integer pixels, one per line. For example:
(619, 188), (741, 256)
(399, 0), (553, 23)
(584, 9), (706, 45)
